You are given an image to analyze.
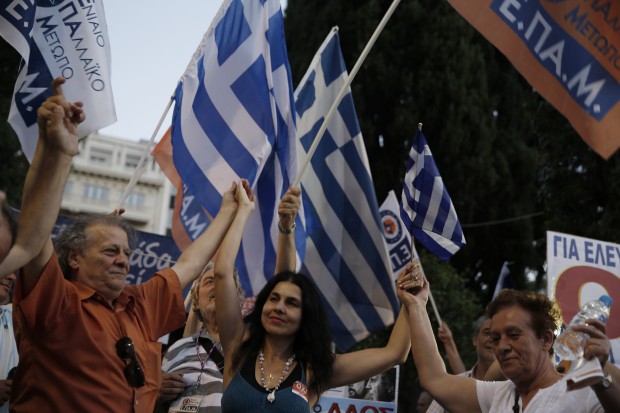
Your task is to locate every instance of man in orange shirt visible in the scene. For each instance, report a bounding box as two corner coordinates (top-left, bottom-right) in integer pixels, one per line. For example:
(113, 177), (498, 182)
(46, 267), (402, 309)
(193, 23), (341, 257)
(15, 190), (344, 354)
(2, 77), (242, 412)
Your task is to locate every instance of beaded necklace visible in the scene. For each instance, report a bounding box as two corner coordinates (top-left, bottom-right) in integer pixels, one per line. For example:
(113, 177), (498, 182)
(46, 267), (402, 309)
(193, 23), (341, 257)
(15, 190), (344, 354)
(258, 349), (295, 403)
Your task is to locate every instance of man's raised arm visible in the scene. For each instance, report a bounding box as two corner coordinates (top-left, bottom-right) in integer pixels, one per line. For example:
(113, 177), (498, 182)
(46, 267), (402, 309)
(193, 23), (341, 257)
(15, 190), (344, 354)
(171, 183), (238, 289)
(0, 77), (83, 295)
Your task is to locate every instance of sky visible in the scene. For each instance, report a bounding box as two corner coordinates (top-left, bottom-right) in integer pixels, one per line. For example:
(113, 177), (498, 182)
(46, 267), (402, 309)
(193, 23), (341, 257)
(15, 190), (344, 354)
(101, 1), (287, 142)
(99, 1), (221, 141)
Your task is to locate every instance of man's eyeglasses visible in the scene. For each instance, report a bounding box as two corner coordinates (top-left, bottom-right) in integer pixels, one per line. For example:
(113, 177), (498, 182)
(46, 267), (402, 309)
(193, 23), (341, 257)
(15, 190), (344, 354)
(116, 337), (145, 388)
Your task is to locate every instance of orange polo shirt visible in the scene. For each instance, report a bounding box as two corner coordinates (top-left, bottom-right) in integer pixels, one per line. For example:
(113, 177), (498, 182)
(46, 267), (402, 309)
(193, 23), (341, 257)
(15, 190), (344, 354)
(11, 252), (186, 413)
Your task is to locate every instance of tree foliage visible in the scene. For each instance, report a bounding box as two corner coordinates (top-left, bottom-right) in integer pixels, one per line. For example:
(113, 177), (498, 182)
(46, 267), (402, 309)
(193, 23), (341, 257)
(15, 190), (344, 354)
(348, 251), (481, 410)
(285, 0), (545, 306)
(284, 0), (620, 410)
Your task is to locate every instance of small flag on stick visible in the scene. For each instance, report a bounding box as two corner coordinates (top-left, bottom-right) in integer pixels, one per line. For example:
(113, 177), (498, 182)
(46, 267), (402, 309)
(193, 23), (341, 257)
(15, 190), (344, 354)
(400, 126), (465, 261)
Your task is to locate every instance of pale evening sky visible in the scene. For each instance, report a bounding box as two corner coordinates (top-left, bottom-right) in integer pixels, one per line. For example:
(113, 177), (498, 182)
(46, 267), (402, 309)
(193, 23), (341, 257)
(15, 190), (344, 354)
(100, 0), (287, 142)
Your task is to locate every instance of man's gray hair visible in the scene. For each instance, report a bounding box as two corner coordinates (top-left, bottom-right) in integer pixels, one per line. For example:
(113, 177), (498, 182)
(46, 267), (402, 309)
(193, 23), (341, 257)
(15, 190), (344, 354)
(54, 215), (136, 280)
(472, 314), (490, 336)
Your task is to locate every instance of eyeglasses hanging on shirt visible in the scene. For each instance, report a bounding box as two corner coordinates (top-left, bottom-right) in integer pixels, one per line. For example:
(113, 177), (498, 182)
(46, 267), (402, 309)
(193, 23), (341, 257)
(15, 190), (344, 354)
(116, 336), (145, 388)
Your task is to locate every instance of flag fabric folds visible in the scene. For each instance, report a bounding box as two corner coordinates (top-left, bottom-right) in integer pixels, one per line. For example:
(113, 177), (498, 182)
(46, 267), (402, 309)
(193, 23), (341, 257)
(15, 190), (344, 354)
(0, 1), (115, 161)
(295, 28), (399, 350)
(400, 129), (465, 261)
(152, 127), (212, 253)
(168, 0), (304, 295)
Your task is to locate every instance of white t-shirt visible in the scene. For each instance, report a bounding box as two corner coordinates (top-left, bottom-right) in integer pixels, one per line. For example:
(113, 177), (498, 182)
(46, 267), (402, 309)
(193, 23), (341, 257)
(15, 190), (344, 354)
(476, 378), (603, 413)
(426, 368), (474, 413)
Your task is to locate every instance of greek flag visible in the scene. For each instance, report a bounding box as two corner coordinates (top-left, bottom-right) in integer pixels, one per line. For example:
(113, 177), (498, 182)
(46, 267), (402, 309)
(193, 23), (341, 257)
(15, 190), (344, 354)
(169, 0), (304, 295)
(295, 28), (398, 350)
(0, 0), (115, 161)
(400, 129), (465, 261)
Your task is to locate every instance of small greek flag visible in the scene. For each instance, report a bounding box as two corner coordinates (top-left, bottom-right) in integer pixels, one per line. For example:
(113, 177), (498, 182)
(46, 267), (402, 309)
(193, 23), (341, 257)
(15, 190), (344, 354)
(400, 129), (465, 261)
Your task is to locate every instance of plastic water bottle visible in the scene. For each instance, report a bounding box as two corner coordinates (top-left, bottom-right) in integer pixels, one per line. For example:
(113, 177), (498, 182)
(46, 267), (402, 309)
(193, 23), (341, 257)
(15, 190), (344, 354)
(553, 295), (613, 360)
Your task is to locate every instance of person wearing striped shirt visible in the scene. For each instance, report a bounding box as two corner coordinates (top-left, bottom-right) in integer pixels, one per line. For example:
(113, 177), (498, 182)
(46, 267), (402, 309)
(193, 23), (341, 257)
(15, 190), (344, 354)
(156, 264), (244, 413)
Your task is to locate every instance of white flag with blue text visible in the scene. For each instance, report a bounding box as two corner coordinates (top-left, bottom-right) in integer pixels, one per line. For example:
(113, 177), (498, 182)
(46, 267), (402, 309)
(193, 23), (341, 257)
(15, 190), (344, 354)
(295, 28), (398, 350)
(400, 129), (465, 261)
(379, 190), (418, 279)
(170, 0), (304, 295)
(0, 0), (116, 161)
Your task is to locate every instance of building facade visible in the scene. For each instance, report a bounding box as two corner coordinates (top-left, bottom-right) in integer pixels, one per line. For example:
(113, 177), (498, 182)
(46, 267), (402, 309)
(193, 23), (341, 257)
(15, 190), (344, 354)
(60, 133), (173, 235)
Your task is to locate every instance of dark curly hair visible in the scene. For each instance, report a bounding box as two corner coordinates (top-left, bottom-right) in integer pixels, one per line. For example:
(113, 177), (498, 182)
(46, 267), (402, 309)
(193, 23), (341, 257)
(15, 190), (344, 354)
(54, 215), (137, 280)
(231, 271), (335, 397)
(486, 289), (563, 354)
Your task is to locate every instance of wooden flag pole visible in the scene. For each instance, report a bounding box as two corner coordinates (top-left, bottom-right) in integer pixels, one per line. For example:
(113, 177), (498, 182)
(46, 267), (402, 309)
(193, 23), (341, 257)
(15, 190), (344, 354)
(116, 96), (174, 210)
(293, 0), (402, 187)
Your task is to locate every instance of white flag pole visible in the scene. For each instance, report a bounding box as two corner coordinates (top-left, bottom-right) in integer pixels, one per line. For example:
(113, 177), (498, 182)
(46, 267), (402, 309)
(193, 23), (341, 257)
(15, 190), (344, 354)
(411, 243), (443, 326)
(428, 290), (442, 326)
(293, 0), (402, 187)
(409, 122), (442, 324)
(115, 96), (174, 210)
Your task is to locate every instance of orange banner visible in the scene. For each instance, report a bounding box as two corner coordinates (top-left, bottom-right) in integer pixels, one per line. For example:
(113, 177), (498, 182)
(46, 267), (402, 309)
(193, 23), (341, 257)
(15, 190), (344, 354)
(448, 0), (620, 158)
(151, 128), (213, 251)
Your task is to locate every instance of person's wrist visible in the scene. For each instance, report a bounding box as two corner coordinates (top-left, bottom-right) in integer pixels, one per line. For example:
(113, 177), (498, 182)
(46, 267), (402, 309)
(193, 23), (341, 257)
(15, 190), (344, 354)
(40, 139), (77, 158)
(238, 205), (254, 215)
(591, 373), (612, 392)
(220, 203), (237, 216)
(278, 221), (295, 234)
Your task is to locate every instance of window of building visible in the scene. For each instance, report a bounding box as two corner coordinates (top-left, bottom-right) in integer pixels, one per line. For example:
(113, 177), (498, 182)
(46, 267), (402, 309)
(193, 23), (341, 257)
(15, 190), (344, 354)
(125, 192), (145, 207)
(89, 148), (112, 165)
(83, 184), (109, 201)
(125, 153), (141, 169)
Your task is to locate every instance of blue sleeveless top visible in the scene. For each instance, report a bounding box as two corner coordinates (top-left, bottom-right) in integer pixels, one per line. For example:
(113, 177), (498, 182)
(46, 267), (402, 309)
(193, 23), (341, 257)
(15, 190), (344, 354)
(221, 355), (311, 413)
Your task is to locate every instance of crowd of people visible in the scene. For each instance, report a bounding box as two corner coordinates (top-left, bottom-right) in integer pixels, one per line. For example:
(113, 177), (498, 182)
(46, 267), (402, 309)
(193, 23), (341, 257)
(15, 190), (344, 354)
(0, 78), (618, 412)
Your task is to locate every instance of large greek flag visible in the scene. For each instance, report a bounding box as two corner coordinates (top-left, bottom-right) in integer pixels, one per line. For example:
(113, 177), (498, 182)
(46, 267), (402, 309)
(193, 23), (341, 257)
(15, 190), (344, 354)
(400, 129), (465, 261)
(295, 28), (399, 350)
(170, 0), (304, 295)
(0, 0), (115, 161)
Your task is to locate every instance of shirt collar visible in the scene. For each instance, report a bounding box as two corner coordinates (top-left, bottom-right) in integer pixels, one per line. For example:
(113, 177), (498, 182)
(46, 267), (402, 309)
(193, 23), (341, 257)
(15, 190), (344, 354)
(73, 282), (135, 312)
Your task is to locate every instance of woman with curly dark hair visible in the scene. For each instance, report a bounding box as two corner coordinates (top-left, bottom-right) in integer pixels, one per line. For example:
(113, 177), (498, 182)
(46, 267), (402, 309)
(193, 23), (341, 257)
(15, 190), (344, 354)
(215, 181), (412, 412)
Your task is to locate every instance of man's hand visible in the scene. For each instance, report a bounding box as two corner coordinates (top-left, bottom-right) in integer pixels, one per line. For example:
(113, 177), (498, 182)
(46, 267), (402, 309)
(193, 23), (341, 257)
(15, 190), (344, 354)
(220, 181), (239, 214)
(158, 373), (185, 402)
(278, 186), (301, 230)
(36, 77), (85, 156)
(235, 179), (255, 212)
(109, 208), (126, 217)
(0, 380), (12, 406)
(437, 322), (454, 344)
